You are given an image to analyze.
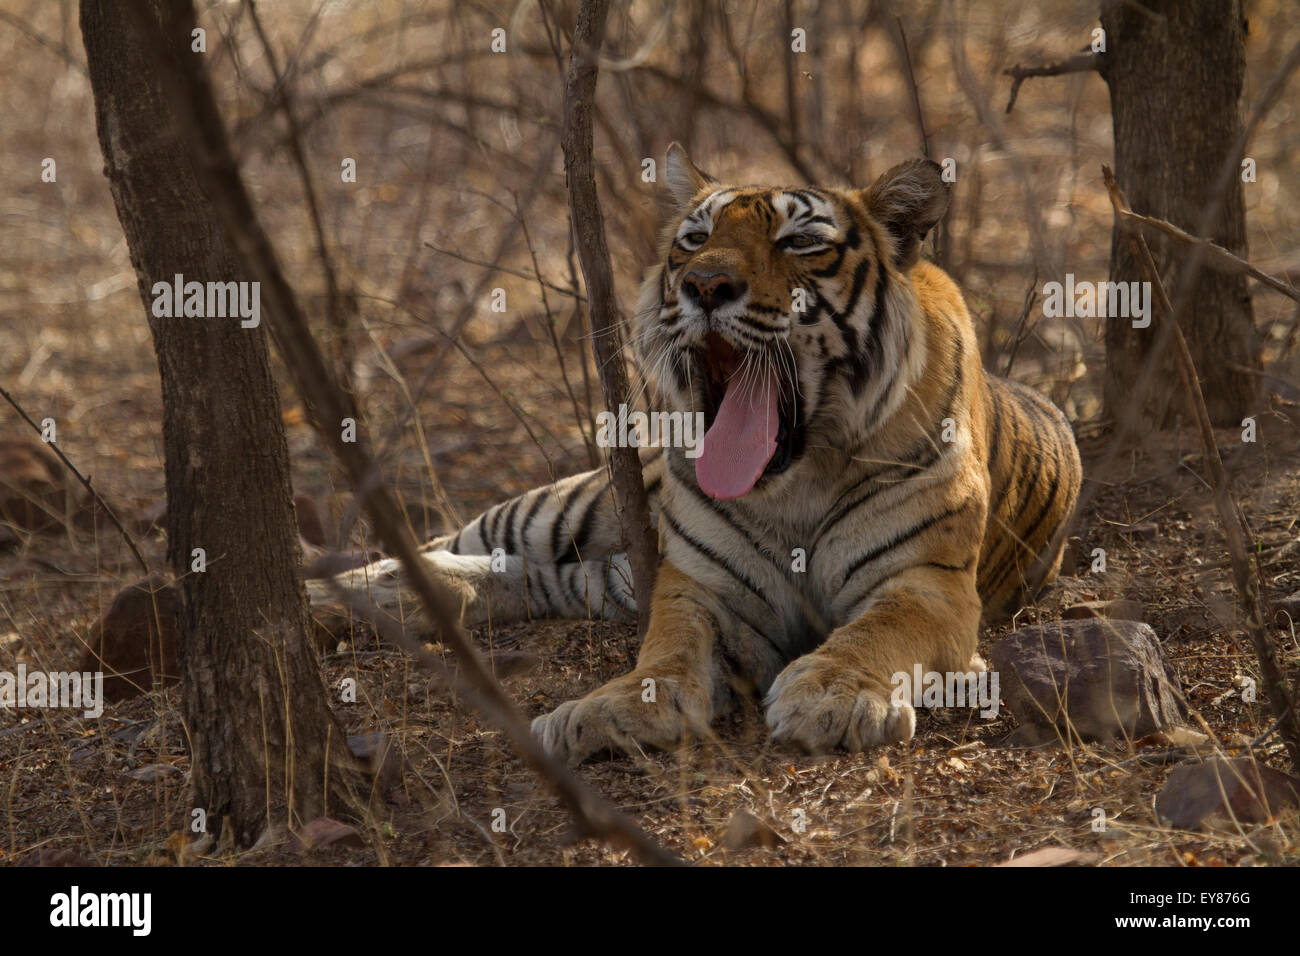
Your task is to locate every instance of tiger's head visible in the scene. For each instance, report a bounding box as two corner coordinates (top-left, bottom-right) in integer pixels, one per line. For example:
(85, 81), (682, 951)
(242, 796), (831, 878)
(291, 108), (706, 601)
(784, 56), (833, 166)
(634, 143), (951, 501)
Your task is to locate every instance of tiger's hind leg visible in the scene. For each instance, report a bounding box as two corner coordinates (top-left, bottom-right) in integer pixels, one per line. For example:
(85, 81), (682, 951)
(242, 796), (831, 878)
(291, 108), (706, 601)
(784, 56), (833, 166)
(306, 549), (639, 636)
(307, 458), (663, 636)
(977, 377), (1083, 622)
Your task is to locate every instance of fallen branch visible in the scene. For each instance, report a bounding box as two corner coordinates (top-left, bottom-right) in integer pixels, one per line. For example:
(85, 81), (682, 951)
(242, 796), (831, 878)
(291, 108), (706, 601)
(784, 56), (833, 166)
(561, 0), (659, 637)
(1104, 164), (1300, 772)
(1004, 53), (1098, 114)
(134, 0), (680, 865)
(0, 384), (149, 575)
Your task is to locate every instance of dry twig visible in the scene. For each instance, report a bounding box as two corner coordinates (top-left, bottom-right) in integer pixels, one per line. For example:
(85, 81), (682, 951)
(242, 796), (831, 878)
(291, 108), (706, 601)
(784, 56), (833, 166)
(1003, 53), (1098, 114)
(561, 0), (659, 637)
(0, 384), (149, 575)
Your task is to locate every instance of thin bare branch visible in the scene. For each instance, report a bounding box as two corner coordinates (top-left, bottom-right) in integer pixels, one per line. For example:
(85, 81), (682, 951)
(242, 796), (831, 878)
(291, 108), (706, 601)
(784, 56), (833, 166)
(1004, 52), (1098, 113)
(561, 0), (659, 637)
(0, 384), (149, 576)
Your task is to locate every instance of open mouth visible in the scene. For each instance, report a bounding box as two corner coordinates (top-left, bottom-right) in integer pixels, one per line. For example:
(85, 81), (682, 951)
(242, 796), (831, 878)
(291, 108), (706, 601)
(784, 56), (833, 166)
(693, 331), (799, 500)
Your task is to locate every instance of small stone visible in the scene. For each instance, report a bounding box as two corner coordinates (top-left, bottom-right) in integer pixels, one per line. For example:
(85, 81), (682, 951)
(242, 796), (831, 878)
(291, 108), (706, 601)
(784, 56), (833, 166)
(991, 619), (1185, 741)
(996, 846), (1098, 867)
(296, 817), (365, 851)
(20, 847), (96, 867)
(1156, 758), (1300, 829)
(720, 810), (785, 851)
(79, 574), (179, 701)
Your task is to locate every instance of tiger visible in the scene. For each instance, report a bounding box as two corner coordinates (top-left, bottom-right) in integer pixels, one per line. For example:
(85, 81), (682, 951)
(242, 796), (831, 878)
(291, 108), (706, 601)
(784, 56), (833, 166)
(309, 144), (1082, 765)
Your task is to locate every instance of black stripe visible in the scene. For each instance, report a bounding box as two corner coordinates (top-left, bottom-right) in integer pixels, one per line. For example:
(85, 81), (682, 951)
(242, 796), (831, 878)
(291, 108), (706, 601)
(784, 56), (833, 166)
(1018, 458), (1063, 558)
(659, 508), (775, 623)
(841, 565), (910, 619)
(527, 565), (557, 614)
(987, 400), (1019, 520)
(486, 501), (508, 546)
(840, 500), (973, 590)
(924, 559), (974, 573)
(984, 416), (1050, 596)
(518, 487), (550, 555)
(501, 495), (525, 555)
(735, 312), (784, 334)
(986, 383), (1004, 467)
(604, 558), (637, 614)
(989, 421), (1066, 596)
(668, 458), (792, 580)
(566, 481), (612, 564)
(817, 444), (938, 537)
(550, 471), (603, 561)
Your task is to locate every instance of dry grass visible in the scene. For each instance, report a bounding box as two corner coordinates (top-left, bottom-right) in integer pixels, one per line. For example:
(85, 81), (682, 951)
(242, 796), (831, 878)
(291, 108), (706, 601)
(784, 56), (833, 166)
(1, 0), (1299, 866)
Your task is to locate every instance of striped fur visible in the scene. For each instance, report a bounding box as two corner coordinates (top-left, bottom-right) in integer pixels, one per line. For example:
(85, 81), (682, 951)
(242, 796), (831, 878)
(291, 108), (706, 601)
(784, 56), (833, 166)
(309, 146), (1081, 761)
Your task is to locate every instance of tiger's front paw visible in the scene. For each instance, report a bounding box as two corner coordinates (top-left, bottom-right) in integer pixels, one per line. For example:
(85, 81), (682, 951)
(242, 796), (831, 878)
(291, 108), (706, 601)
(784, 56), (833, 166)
(763, 654), (916, 753)
(531, 673), (709, 766)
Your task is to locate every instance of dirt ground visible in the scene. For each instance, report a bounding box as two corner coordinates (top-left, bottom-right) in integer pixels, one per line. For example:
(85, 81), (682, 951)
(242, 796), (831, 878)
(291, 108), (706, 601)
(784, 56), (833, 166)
(2, 1), (1299, 866)
(4, 379), (1299, 867)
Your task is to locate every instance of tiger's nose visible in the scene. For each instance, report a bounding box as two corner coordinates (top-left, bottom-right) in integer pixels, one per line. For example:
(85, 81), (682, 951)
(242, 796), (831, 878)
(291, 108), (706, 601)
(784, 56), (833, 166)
(681, 271), (747, 315)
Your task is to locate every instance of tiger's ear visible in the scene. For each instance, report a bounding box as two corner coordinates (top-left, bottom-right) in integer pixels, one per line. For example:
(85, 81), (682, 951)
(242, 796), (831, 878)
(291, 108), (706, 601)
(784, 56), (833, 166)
(860, 159), (950, 269)
(664, 142), (715, 210)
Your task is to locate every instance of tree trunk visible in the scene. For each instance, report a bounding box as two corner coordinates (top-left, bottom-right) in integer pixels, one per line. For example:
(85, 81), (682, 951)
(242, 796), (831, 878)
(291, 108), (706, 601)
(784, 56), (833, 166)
(1100, 0), (1259, 428)
(80, 1), (358, 846)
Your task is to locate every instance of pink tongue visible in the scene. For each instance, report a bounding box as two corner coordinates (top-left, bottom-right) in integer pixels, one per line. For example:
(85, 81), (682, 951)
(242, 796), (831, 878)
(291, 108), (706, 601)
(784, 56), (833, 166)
(695, 364), (780, 500)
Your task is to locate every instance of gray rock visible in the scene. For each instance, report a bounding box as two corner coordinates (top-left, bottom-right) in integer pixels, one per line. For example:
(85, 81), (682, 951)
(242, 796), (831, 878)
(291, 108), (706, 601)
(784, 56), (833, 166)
(720, 810), (785, 851)
(1156, 758), (1300, 829)
(990, 619), (1185, 742)
(296, 817), (365, 851)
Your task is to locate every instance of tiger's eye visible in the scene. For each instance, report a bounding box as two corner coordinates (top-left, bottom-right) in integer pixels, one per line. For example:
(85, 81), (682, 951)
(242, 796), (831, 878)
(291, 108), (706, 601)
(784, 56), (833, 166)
(786, 234), (818, 248)
(685, 232), (708, 245)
